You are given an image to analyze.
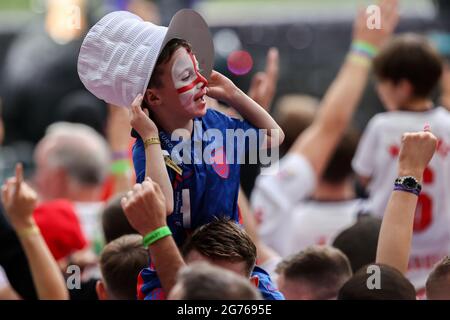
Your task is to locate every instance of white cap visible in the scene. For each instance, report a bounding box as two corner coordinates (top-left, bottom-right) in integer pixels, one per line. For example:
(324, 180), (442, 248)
(77, 9), (214, 108)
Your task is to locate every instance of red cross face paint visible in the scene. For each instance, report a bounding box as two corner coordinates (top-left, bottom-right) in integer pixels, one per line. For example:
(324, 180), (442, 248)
(171, 49), (208, 115)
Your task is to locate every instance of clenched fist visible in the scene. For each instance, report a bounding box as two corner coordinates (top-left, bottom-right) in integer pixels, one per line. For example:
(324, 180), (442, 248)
(398, 128), (438, 181)
(121, 177), (167, 236)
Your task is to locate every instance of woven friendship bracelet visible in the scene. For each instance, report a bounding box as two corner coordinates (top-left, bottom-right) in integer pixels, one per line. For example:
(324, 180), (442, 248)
(352, 40), (378, 58)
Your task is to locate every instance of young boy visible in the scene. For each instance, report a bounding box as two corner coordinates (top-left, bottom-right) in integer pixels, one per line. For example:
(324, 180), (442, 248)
(78, 10), (284, 247)
(352, 34), (449, 289)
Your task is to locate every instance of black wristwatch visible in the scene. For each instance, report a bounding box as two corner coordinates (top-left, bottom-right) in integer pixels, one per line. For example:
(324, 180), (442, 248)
(394, 176), (422, 196)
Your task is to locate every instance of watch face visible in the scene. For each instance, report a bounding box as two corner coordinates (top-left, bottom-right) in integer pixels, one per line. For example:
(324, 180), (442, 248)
(403, 177), (417, 189)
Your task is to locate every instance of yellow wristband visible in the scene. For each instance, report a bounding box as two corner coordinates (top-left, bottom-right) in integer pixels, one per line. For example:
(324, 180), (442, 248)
(347, 53), (372, 68)
(144, 137), (161, 149)
(17, 224), (41, 239)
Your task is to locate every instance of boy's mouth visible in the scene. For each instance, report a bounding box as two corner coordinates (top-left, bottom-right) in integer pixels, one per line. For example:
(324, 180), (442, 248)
(194, 89), (207, 103)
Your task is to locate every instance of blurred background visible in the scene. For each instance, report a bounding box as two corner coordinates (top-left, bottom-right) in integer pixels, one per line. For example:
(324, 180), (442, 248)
(0, 0), (449, 193)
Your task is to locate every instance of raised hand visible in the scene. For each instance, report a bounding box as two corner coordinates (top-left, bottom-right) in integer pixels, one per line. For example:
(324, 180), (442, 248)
(398, 127), (438, 181)
(121, 177), (167, 236)
(1, 163), (37, 230)
(129, 94), (158, 139)
(353, 0), (399, 49)
(247, 47), (279, 111)
(206, 71), (239, 105)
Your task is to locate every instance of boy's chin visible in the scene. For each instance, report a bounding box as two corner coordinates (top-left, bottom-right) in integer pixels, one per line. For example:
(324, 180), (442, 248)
(187, 104), (207, 118)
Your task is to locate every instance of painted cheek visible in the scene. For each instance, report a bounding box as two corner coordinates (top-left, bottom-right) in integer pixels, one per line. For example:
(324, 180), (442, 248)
(178, 89), (196, 110)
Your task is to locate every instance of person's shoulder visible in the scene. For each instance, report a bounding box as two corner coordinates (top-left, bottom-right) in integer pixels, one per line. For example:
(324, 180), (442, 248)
(252, 266), (285, 300)
(34, 199), (76, 216)
(366, 111), (394, 127)
(433, 106), (450, 121)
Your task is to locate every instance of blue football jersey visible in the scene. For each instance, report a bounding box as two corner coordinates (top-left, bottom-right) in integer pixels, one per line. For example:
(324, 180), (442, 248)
(137, 264), (285, 300)
(132, 109), (260, 246)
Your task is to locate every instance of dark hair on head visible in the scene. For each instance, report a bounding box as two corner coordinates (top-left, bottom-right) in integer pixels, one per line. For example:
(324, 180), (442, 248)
(148, 38), (192, 89)
(102, 193), (138, 244)
(426, 256), (450, 300)
(182, 218), (257, 277)
(338, 264), (416, 300)
(332, 214), (382, 273)
(373, 33), (443, 99)
(100, 234), (148, 300)
(275, 246), (352, 299)
(322, 128), (359, 184)
(175, 262), (262, 300)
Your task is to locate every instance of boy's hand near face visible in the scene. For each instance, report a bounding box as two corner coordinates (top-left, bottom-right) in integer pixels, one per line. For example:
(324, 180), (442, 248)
(206, 71), (284, 148)
(129, 94), (159, 139)
(128, 94), (174, 214)
(206, 71), (239, 105)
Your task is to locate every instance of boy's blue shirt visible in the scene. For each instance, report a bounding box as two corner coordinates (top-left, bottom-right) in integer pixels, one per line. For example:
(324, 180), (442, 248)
(137, 264), (285, 300)
(132, 109), (283, 300)
(132, 108), (260, 246)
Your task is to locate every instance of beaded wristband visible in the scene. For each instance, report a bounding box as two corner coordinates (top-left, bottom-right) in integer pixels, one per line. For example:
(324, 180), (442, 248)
(143, 226), (172, 248)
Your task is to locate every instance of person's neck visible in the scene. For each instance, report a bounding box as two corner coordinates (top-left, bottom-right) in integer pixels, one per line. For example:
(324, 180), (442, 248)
(153, 111), (193, 138)
(311, 180), (355, 202)
(400, 98), (433, 112)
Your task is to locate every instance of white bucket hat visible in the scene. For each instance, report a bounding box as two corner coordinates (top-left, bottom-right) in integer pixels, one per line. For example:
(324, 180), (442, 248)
(77, 9), (214, 108)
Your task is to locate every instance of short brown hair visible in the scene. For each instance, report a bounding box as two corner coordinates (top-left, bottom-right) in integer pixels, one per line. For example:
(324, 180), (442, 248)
(338, 264), (416, 300)
(426, 256), (450, 300)
(174, 262), (262, 300)
(102, 193), (138, 244)
(148, 38), (192, 89)
(182, 219), (257, 277)
(274, 94), (318, 155)
(373, 34), (443, 98)
(276, 246), (352, 299)
(100, 234), (148, 299)
(322, 128), (359, 184)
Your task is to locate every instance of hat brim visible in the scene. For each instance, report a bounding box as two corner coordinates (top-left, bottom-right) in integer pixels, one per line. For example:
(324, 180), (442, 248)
(142, 9), (214, 93)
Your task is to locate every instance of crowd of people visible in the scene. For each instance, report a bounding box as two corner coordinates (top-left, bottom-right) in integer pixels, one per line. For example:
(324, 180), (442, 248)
(0, 0), (450, 300)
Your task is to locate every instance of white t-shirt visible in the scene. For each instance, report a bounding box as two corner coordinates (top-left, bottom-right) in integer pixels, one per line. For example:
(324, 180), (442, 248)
(251, 153), (362, 257)
(284, 199), (363, 256)
(352, 107), (450, 288)
(74, 201), (105, 247)
(251, 154), (316, 256)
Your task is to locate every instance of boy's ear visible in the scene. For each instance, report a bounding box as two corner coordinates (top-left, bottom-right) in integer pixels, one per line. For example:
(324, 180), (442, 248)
(96, 280), (109, 300)
(144, 89), (162, 108)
